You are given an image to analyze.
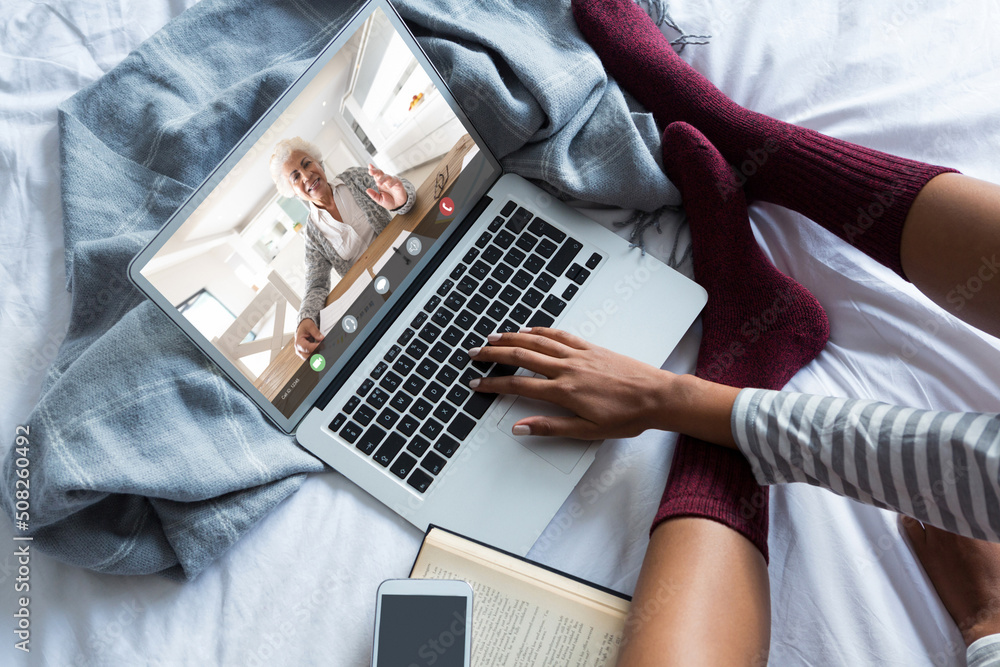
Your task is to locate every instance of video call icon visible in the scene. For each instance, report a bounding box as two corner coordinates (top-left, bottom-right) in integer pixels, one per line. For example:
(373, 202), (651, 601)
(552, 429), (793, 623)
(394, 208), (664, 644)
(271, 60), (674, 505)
(309, 354), (326, 372)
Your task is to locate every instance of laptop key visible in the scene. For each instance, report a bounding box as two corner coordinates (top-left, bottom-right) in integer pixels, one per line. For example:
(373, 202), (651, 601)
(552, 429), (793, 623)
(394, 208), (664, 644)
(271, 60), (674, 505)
(442, 326), (464, 347)
(511, 269), (532, 290)
(376, 408), (400, 430)
(444, 293), (466, 311)
(406, 339), (428, 359)
(462, 333), (484, 350)
(411, 398), (432, 420)
(329, 413), (347, 431)
(434, 435), (460, 458)
(474, 316), (497, 336)
(397, 328), (415, 346)
(488, 216), (505, 232)
(463, 247), (479, 263)
(479, 279), (501, 299)
(528, 217), (566, 243)
(562, 284), (579, 301)
(535, 239), (557, 259)
(566, 264), (581, 282)
(421, 418), (444, 440)
(366, 389), (389, 409)
(430, 342), (450, 363)
(467, 295), (488, 315)
(511, 304), (531, 324)
(411, 311), (428, 328)
(487, 302), (509, 321)
(546, 238), (583, 276)
(464, 392), (497, 420)
(432, 307), (453, 327)
(406, 436), (430, 457)
(421, 452), (447, 476)
(358, 379), (375, 396)
(344, 396), (361, 414)
(356, 425), (387, 455)
(385, 345), (401, 363)
(503, 248), (526, 267)
(527, 311), (555, 328)
(495, 230), (515, 249)
(500, 200), (518, 217)
(436, 365), (459, 386)
(448, 349), (471, 370)
(454, 309), (478, 330)
(407, 469), (434, 493)
(459, 368), (482, 387)
(534, 273), (556, 292)
(515, 233), (538, 253)
(470, 261), (490, 280)
(423, 381), (446, 403)
(416, 358), (439, 379)
(524, 253), (546, 275)
(586, 252), (602, 269)
(403, 375), (426, 396)
(499, 285), (520, 306)
(457, 277), (478, 296)
(522, 288), (543, 308)
(542, 295), (567, 317)
(507, 207), (533, 233)
(340, 421), (363, 444)
(425, 294), (442, 311)
(355, 404), (377, 426)
(379, 371), (402, 393)
(447, 385), (471, 405)
(371, 362), (388, 380)
(373, 433), (406, 467)
(491, 263), (512, 283)
(390, 452), (417, 479)
(483, 246), (503, 264)
(497, 320), (519, 335)
(392, 355), (416, 376)
(450, 264), (467, 281)
(475, 232), (492, 248)
(433, 402), (456, 423)
(390, 392), (414, 413)
(435, 281), (452, 298)
(572, 267), (591, 285)
(397, 413), (419, 437)
(419, 323), (441, 343)
(447, 414), (477, 440)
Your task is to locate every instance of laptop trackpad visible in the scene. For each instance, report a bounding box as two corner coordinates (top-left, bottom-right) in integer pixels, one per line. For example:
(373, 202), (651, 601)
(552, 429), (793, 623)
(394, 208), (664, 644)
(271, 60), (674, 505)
(497, 397), (591, 474)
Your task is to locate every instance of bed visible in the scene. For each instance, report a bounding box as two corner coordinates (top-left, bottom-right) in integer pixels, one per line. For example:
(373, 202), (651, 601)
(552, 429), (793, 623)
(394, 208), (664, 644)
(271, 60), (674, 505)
(2, 0), (998, 664)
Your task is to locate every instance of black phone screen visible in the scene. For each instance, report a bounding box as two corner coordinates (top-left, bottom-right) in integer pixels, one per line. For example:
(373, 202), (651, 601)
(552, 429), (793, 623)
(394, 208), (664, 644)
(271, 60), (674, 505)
(376, 594), (468, 667)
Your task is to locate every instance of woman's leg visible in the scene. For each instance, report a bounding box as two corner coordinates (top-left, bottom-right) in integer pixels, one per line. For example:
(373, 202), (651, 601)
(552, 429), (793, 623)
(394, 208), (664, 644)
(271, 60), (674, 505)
(901, 173), (1000, 338)
(619, 518), (770, 667)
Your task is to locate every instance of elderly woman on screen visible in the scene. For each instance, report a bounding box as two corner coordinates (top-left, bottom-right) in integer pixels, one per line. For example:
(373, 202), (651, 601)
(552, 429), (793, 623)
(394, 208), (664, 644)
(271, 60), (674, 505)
(269, 137), (416, 360)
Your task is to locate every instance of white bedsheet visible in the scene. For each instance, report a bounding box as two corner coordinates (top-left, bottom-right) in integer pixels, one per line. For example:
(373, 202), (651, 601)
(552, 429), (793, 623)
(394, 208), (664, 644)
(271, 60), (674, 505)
(2, 0), (999, 664)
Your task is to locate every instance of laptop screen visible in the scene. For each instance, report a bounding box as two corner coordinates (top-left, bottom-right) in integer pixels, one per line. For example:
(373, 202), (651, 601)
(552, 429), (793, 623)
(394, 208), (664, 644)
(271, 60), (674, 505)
(130, 2), (501, 431)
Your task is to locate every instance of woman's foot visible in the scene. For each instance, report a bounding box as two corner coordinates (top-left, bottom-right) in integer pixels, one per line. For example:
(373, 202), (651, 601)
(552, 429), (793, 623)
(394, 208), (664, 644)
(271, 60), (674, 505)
(902, 516), (1000, 646)
(571, 0), (957, 278)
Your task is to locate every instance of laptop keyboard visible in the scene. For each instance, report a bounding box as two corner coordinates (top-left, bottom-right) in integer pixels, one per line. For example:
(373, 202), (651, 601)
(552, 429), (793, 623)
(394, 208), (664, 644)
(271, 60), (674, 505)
(326, 200), (604, 494)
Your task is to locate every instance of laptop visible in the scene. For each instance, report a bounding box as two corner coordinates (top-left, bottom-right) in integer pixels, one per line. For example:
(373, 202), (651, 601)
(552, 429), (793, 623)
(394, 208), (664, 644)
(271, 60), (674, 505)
(128, 0), (707, 556)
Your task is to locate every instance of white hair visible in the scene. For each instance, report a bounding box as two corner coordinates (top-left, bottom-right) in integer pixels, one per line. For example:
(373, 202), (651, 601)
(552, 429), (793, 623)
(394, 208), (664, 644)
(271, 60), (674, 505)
(269, 137), (324, 199)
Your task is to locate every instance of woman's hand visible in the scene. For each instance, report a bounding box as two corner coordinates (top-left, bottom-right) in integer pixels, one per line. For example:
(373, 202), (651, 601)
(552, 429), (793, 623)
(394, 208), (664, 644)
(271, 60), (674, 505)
(365, 164), (408, 211)
(468, 328), (677, 440)
(295, 318), (325, 360)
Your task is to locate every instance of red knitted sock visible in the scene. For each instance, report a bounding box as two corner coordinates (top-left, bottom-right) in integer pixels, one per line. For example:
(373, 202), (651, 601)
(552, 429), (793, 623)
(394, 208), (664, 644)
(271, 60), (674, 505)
(650, 123), (832, 562)
(571, 0), (958, 279)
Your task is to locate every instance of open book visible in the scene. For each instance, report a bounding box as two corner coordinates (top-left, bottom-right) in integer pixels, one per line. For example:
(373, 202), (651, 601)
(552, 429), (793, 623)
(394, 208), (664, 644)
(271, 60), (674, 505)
(410, 526), (631, 667)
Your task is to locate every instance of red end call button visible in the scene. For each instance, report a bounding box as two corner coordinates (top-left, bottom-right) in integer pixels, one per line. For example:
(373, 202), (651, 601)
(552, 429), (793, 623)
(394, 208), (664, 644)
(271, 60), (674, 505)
(439, 197), (455, 217)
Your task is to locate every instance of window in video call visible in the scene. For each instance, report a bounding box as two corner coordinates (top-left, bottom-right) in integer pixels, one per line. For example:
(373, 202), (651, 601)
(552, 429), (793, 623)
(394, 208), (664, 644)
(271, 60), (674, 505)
(141, 6), (494, 420)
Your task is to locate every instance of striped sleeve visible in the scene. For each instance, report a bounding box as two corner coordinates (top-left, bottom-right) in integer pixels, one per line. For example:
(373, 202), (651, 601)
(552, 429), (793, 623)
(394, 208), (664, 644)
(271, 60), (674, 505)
(731, 388), (1000, 542)
(969, 635), (1000, 667)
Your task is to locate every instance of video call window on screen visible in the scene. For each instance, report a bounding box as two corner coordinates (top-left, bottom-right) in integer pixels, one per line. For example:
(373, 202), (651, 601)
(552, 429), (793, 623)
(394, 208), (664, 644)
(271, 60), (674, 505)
(141, 7), (483, 415)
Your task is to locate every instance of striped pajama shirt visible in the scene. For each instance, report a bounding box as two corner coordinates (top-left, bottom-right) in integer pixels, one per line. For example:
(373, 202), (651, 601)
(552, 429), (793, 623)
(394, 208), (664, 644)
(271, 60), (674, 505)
(732, 389), (1000, 542)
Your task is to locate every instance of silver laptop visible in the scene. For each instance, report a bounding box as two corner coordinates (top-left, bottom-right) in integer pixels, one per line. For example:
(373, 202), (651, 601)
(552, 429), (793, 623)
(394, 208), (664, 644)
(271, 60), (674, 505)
(128, 0), (707, 556)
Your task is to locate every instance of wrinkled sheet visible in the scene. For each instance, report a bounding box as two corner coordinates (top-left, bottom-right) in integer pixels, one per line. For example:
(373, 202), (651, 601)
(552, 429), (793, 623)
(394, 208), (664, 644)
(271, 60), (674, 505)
(1, 0), (999, 665)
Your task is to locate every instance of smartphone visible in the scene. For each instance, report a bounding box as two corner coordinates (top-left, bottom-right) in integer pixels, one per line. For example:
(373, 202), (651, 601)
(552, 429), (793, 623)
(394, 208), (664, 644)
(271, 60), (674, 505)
(371, 579), (473, 667)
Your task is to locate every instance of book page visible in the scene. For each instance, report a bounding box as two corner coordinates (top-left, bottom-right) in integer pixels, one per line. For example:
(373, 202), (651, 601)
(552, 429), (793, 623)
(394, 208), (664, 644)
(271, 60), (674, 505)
(412, 533), (627, 667)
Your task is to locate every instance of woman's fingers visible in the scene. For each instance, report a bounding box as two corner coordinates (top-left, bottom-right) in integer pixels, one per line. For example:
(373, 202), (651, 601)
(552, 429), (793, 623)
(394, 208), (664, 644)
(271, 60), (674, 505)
(482, 331), (573, 359)
(469, 344), (563, 378)
(521, 327), (590, 351)
(513, 415), (600, 440)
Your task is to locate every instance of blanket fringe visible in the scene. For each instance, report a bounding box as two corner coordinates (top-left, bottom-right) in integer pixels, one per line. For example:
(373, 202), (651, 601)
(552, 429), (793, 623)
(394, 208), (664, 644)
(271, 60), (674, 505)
(635, 0), (711, 53)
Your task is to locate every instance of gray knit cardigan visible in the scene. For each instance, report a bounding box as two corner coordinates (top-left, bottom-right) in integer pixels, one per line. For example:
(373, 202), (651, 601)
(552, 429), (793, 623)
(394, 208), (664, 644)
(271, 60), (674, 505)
(298, 166), (416, 326)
